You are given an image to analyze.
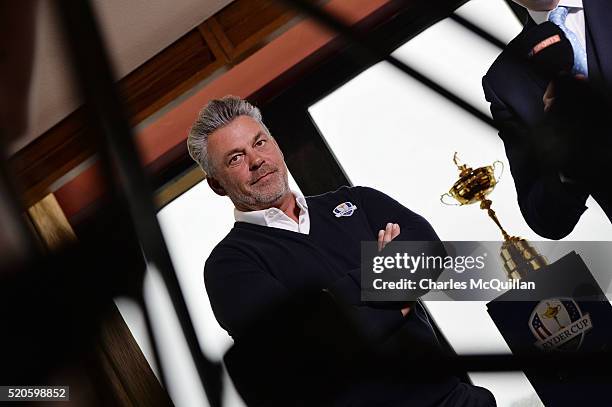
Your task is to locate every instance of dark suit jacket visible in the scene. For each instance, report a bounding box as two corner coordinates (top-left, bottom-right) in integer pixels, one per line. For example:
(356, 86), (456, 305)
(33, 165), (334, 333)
(482, 0), (612, 239)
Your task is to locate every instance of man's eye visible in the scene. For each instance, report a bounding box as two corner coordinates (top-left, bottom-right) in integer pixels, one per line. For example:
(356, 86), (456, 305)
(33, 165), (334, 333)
(229, 155), (243, 165)
(255, 139), (267, 147)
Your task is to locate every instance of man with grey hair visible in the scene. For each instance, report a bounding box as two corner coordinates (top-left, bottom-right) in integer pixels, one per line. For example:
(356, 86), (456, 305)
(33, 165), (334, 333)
(188, 96), (293, 214)
(188, 96), (495, 406)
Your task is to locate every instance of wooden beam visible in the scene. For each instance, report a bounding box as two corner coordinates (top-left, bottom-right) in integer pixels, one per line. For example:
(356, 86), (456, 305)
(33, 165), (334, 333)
(198, 22), (231, 64)
(12, 108), (95, 207)
(95, 303), (174, 407)
(154, 166), (204, 208)
(120, 29), (224, 125)
(210, 0), (297, 60)
(27, 193), (78, 251)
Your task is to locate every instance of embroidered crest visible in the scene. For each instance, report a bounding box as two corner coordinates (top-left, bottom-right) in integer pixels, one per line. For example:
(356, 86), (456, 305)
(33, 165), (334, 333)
(333, 201), (357, 217)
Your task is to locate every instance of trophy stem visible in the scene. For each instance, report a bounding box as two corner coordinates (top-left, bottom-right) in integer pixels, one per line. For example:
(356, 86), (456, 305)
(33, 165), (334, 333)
(444, 154), (548, 280)
(479, 198), (511, 241)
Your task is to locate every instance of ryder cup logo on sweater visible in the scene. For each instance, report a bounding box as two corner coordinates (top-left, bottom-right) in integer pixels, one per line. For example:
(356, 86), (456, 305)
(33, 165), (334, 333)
(333, 201), (357, 217)
(529, 298), (592, 351)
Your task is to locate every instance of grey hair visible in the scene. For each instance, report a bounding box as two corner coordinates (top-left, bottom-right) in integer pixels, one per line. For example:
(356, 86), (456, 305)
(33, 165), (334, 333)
(187, 95), (270, 177)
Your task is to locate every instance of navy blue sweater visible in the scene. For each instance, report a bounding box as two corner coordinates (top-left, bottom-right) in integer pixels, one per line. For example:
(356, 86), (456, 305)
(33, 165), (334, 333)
(205, 186), (440, 339)
(203, 186), (489, 406)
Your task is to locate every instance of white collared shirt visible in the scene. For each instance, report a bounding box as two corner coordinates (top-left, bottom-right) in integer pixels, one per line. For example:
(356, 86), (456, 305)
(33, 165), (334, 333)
(234, 190), (310, 234)
(528, 0), (586, 53)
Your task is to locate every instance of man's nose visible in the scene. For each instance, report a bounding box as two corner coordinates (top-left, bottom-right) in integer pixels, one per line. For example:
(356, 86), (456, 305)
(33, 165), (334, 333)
(249, 154), (265, 171)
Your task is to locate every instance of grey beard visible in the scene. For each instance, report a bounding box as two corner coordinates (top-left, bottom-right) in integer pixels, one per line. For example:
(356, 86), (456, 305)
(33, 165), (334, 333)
(232, 175), (289, 210)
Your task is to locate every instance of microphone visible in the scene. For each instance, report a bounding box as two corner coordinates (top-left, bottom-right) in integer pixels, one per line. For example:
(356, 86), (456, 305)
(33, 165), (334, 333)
(514, 21), (574, 79)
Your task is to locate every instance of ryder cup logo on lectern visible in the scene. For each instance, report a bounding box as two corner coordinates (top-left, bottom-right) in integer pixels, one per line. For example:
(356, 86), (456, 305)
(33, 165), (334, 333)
(529, 298), (592, 351)
(333, 202), (357, 217)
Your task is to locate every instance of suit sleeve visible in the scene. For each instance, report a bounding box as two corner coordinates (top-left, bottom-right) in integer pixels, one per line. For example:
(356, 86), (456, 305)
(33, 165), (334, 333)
(482, 76), (589, 239)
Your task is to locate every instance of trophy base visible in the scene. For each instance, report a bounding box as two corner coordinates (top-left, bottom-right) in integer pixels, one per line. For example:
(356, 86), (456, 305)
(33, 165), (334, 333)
(487, 252), (612, 405)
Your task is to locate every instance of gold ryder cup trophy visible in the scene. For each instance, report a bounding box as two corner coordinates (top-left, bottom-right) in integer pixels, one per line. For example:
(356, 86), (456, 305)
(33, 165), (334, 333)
(440, 153), (548, 280)
(440, 155), (612, 406)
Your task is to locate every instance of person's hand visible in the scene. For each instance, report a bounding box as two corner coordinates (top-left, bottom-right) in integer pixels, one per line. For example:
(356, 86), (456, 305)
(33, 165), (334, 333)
(543, 80), (556, 112)
(377, 222), (400, 251)
(543, 74), (587, 112)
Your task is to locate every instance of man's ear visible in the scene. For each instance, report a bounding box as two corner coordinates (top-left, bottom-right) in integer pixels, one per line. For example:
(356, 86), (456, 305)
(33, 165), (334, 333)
(207, 176), (227, 196)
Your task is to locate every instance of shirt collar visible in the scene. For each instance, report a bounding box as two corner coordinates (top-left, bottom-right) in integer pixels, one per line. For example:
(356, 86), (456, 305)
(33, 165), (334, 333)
(528, 0), (583, 25)
(233, 190), (307, 226)
(294, 190), (308, 211)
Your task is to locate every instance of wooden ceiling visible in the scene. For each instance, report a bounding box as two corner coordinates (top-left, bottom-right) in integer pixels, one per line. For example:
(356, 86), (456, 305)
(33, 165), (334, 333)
(13, 0), (472, 222)
(10, 0), (302, 208)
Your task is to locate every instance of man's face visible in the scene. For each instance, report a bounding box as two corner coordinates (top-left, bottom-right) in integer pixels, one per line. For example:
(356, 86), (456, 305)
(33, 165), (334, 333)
(512, 0), (559, 11)
(206, 115), (290, 211)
